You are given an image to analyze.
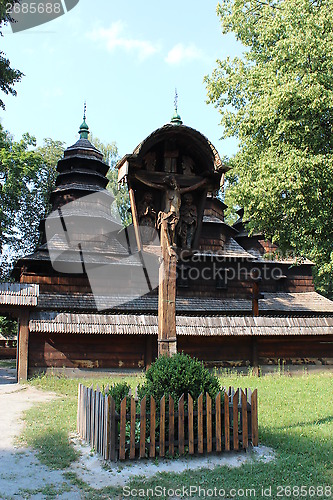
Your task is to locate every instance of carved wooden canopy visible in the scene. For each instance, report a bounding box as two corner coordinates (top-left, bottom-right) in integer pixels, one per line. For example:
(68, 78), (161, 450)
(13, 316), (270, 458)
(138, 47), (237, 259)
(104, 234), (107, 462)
(117, 123), (228, 250)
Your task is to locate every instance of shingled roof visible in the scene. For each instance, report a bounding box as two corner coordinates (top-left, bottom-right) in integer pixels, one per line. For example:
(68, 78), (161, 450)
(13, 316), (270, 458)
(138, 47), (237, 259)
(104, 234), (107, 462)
(0, 284), (39, 307)
(35, 291), (333, 315)
(29, 312), (333, 336)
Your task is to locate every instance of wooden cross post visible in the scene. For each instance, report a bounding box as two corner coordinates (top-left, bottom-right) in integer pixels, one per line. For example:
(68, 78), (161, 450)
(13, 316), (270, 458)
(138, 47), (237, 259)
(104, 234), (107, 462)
(158, 225), (177, 357)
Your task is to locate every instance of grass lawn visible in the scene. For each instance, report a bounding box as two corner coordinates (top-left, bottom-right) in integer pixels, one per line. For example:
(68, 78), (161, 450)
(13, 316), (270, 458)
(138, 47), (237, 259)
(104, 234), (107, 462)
(23, 372), (333, 499)
(0, 359), (16, 368)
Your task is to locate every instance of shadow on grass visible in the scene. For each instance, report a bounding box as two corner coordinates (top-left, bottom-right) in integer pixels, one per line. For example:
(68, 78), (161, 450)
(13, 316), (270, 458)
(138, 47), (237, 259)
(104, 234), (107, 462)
(29, 429), (78, 469)
(275, 415), (333, 429)
(259, 422), (333, 486)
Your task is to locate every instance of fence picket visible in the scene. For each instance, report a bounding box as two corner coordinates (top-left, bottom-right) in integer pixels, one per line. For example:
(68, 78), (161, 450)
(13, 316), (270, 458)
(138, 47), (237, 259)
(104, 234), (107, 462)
(150, 396), (156, 458)
(84, 386), (87, 441)
(251, 389), (258, 446)
(109, 396), (116, 461)
(160, 395), (165, 457)
(198, 393), (204, 454)
(130, 397), (136, 459)
(224, 391), (230, 451)
(241, 390), (248, 449)
(99, 392), (103, 453)
(94, 390), (99, 451)
(206, 393), (212, 453)
(88, 386), (92, 443)
(215, 392), (222, 452)
(178, 394), (185, 456)
(140, 396), (146, 458)
(103, 395), (110, 460)
(169, 395), (175, 457)
(233, 389), (239, 450)
(119, 397), (127, 460)
(188, 394), (194, 455)
(77, 384), (81, 434)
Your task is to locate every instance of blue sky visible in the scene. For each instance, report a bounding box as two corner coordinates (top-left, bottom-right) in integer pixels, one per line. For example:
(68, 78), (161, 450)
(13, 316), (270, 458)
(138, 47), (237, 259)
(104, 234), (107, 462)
(1, 0), (243, 160)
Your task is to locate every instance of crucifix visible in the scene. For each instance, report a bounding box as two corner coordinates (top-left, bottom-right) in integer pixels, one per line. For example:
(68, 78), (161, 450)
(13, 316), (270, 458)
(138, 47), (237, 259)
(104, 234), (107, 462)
(134, 171), (207, 357)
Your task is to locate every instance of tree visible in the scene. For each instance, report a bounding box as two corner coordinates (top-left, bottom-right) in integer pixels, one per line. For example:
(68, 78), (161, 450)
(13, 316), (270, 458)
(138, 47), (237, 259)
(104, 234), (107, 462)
(0, 1), (23, 109)
(0, 125), (64, 277)
(90, 135), (131, 226)
(205, 0), (333, 297)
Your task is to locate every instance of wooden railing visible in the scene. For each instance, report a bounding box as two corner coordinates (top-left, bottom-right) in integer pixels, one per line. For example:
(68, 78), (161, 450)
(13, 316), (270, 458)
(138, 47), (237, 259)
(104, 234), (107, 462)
(77, 384), (258, 461)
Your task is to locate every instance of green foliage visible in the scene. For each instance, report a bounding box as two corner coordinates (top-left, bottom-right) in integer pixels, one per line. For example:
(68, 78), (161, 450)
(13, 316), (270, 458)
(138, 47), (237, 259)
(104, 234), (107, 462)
(90, 135), (131, 226)
(0, 316), (17, 338)
(0, 127), (64, 277)
(0, 1), (23, 109)
(205, 0), (333, 297)
(103, 381), (131, 412)
(138, 352), (221, 406)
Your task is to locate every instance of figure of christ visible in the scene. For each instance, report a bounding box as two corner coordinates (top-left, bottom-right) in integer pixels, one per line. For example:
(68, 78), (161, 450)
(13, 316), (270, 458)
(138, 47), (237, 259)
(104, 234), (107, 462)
(134, 172), (207, 248)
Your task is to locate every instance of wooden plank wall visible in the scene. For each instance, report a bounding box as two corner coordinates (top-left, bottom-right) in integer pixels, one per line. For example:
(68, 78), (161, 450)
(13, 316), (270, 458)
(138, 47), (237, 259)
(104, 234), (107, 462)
(28, 333), (147, 370)
(28, 333), (333, 372)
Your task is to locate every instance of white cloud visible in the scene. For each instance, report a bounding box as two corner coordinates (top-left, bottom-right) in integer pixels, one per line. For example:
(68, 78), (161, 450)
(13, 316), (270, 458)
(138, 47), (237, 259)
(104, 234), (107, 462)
(165, 43), (204, 65)
(87, 21), (160, 61)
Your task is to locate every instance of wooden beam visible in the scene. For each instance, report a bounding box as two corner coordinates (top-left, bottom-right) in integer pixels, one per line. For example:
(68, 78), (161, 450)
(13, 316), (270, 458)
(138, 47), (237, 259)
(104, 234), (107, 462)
(144, 336), (153, 369)
(252, 337), (260, 377)
(158, 226), (177, 357)
(17, 309), (29, 382)
(252, 280), (260, 317)
(128, 183), (142, 253)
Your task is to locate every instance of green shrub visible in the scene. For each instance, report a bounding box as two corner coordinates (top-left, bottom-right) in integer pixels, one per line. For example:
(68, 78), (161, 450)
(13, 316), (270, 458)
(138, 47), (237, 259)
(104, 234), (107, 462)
(103, 381), (131, 412)
(138, 352), (221, 406)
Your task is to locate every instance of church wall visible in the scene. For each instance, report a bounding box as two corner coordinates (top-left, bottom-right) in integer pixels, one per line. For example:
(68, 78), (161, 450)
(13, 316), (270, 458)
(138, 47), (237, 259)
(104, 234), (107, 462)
(28, 332), (333, 376)
(28, 333), (147, 373)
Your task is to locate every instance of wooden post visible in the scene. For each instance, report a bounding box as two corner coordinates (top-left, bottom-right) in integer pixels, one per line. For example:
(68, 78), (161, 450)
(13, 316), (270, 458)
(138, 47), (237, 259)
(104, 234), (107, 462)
(145, 336), (153, 369)
(158, 226), (177, 357)
(17, 309), (29, 382)
(128, 184), (143, 252)
(252, 337), (260, 377)
(252, 279), (260, 317)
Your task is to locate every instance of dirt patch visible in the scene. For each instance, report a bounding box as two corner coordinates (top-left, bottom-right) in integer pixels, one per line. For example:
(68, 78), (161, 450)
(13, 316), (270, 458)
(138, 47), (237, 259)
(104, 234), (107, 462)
(70, 436), (275, 489)
(0, 370), (81, 499)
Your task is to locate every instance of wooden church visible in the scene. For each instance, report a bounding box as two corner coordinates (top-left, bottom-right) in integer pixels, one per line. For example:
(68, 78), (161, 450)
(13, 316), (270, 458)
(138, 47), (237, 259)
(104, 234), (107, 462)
(1, 108), (333, 381)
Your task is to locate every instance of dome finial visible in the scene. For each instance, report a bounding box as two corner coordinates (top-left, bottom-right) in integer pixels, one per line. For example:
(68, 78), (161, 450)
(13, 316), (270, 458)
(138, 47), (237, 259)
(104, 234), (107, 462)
(170, 88), (183, 125)
(79, 101), (89, 139)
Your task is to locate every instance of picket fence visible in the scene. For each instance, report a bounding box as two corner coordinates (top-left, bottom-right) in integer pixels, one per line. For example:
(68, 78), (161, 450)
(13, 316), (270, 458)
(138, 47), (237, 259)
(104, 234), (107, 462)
(77, 384), (258, 461)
